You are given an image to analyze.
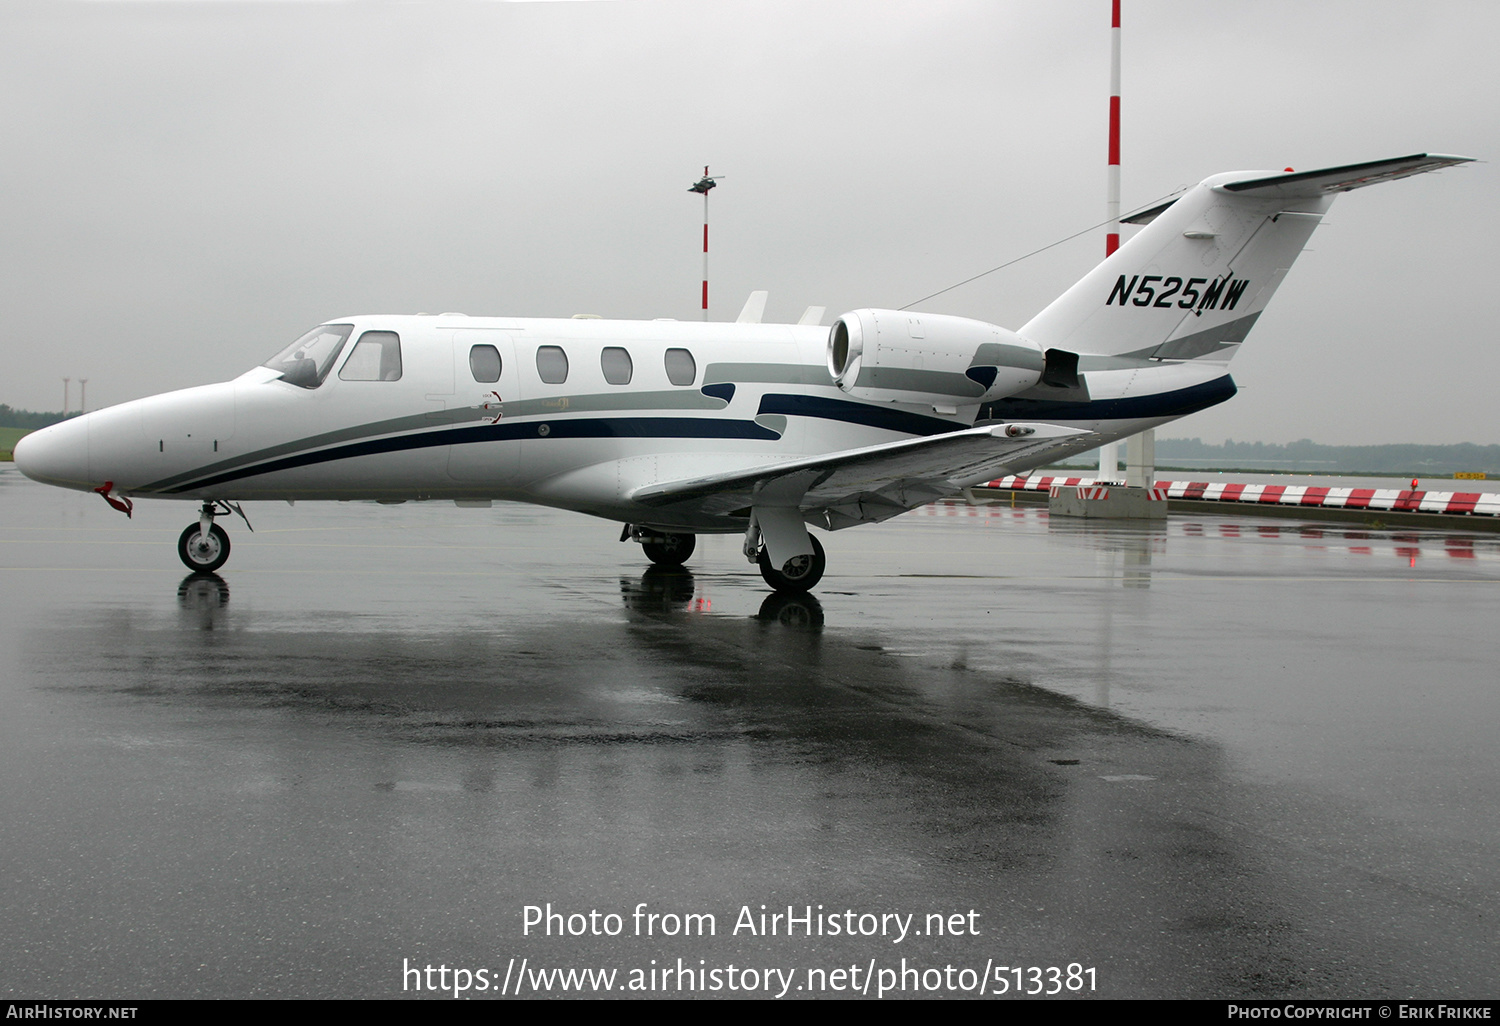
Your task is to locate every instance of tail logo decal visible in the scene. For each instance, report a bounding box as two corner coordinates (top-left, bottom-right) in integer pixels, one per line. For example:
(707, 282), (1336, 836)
(1107, 274), (1250, 312)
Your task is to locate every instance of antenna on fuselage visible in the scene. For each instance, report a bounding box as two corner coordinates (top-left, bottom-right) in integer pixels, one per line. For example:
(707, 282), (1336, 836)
(688, 167), (723, 320)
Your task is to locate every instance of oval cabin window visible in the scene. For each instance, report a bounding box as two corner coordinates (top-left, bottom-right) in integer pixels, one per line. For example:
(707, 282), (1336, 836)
(536, 346), (569, 385)
(664, 348), (696, 386)
(601, 347), (633, 385)
(469, 344), (501, 383)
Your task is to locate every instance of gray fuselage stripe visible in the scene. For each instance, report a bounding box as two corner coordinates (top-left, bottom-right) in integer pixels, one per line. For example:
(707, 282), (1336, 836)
(139, 386), (729, 492)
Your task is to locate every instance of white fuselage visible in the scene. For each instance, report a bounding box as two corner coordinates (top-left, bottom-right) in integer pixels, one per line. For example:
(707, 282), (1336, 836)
(16, 313), (1227, 532)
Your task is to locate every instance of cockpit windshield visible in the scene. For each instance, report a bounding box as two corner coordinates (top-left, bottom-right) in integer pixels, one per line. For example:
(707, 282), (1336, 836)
(262, 324), (354, 388)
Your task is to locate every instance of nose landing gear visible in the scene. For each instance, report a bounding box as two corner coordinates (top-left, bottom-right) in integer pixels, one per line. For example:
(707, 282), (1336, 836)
(178, 520), (230, 573)
(176, 500), (251, 574)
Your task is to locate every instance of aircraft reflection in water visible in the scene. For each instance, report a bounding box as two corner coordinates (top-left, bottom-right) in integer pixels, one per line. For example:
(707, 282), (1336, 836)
(173, 561), (825, 632)
(14, 155), (1469, 592)
(619, 567), (825, 627)
(1047, 520), (1167, 590)
(175, 573), (231, 632)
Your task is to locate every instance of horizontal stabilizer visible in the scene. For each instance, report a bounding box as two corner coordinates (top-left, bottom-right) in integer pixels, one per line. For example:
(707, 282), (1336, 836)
(1221, 153), (1473, 198)
(1122, 153), (1472, 225)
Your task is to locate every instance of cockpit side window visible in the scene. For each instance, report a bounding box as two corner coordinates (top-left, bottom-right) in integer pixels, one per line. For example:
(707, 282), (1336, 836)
(263, 324), (354, 389)
(338, 331), (403, 381)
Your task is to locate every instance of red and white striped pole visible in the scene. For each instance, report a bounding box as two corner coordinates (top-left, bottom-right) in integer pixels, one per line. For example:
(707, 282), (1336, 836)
(1109, 1), (1155, 489)
(688, 167), (719, 320)
(1102, 0), (1127, 483)
(1106, 0), (1121, 257)
(702, 183), (709, 320)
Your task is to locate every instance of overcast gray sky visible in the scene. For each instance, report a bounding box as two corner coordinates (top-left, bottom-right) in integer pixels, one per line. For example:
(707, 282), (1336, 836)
(1, 0), (1495, 445)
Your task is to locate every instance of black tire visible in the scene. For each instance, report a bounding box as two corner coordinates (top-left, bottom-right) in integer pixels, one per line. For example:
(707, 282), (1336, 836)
(757, 591), (825, 628)
(177, 572), (229, 608)
(642, 532), (695, 566)
(757, 533), (825, 593)
(178, 522), (231, 574)
(629, 565), (696, 609)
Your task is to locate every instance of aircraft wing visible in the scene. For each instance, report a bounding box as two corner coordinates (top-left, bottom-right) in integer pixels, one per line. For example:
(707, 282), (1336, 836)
(630, 422), (1094, 529)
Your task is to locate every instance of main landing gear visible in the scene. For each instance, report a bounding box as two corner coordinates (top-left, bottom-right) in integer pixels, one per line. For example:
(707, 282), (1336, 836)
(621, 524), (696, 567)
(743, 510), (826, 593)
(177, 500), (251, 574)
(756, 534), (825, 593)
(620, 518), (826, 593)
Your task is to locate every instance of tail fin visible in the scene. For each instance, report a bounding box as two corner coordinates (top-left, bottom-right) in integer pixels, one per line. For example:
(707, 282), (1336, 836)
(1021, 154), (1472, 361)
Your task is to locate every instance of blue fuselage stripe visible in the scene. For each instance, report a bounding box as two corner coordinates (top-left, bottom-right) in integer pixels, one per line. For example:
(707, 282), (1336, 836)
(755, 393), (956, 435)
(980, 374), (1237, 421)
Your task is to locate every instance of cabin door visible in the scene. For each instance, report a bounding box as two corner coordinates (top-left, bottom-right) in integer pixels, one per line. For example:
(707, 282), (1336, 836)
(447, 329), (522, 490)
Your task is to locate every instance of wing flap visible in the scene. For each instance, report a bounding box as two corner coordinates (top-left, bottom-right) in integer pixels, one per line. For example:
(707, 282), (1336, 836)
(631, 422), (1094, 527)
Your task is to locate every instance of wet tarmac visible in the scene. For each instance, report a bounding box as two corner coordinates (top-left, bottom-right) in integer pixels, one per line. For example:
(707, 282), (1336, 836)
(2, 465), (1498, 999)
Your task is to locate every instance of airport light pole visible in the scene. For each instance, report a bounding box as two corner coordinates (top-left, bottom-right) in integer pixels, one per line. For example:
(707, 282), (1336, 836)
(1102, 0), (1155, 489)
(1106, 0), (1121, 259)
(79, 379), (88, 414)
(688, 167), (721, 320)
(1099, 1), (1123, 482)
(62, 377), (70, 416)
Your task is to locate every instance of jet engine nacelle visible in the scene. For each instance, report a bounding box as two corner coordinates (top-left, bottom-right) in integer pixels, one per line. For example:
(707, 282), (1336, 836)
(827, 309), (1045, 406)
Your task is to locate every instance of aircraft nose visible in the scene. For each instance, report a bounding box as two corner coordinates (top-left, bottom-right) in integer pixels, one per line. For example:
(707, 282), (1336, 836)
(12, 417), (92, 490)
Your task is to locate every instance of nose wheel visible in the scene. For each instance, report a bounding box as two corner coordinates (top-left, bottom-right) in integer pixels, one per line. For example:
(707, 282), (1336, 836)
(176, 499), (248, 574)
(178, 522), (231, 574)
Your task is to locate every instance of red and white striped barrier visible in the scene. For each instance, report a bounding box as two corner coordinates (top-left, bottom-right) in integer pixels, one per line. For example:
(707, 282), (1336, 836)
(1051, 484), (1110, 501)
(988, 475), (1500, 517)
(1045, 484), (1169, 502)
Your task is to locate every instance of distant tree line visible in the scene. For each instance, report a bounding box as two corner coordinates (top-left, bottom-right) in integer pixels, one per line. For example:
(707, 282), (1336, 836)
(0, 406), (78, 430)
(1067, 437), (1497, 475)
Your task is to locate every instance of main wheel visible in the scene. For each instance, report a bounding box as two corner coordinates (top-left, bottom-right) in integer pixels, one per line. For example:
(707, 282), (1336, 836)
(757, 591), (825, 628)
(757, 534), (825, 593)
(178, 522), (231, 574)
(642, 532), (695, 566)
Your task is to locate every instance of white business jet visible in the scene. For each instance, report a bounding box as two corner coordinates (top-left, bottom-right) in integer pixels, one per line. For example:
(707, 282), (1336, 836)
(14, 154), (1469, 592)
